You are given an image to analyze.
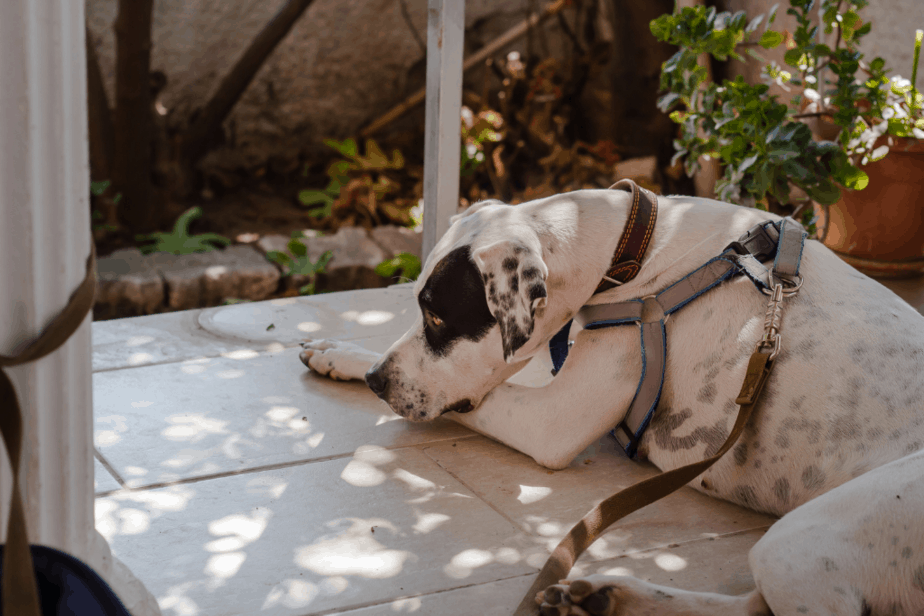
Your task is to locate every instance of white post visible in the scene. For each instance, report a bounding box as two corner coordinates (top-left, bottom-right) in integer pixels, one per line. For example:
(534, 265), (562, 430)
(421, 0), (465, 261)
(0, 1), (160, 614)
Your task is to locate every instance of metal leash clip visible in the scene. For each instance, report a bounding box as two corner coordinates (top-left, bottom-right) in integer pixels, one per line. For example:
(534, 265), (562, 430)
(758, 264), (804, 362)
(762, 272), (803, 297)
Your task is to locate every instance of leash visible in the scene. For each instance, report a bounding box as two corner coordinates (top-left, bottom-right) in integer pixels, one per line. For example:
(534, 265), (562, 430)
(513, 342), (777, 615)
(513, 183), (806, 614)
(0, 245), (97, 616)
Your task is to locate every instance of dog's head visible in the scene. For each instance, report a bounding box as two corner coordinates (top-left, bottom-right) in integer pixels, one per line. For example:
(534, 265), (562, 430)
(364, 200), (552, 420)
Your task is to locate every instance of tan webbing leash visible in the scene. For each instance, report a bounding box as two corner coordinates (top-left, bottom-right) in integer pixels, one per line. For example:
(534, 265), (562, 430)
(1, 245), (97, 616)
(513, 282), (790, 615)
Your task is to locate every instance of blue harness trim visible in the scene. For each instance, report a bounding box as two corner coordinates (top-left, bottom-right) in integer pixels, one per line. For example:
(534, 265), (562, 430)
(548, 218), (807, 458)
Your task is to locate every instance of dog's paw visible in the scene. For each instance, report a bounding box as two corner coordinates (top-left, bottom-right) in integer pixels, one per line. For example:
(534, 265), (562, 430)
(536, 577), (621, 616)
(298, 338), (379, 381)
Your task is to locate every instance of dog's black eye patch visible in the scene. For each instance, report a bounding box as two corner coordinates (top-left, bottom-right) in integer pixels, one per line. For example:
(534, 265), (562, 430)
(418, 246), (496, 357)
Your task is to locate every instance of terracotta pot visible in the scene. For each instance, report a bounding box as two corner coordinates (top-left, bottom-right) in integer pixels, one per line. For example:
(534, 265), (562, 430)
(813, 136), (924, 277)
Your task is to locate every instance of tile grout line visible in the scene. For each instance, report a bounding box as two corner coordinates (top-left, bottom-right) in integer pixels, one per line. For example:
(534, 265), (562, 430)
(590, 523), (775, 565)
(297, 571), (538, 616)
(93, 434), (482, 497)
(420, 445), (527, 535)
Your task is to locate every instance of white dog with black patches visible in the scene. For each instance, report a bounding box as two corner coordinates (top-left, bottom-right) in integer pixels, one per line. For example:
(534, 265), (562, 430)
(299, 189), (924, 616)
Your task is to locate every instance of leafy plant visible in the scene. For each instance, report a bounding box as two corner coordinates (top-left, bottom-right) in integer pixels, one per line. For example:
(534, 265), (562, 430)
(461, 107), (504, 176)
(136, 206), (230, 254)
(265, 231), (333, 295)
(651, 0), (889, 212)
(846, 28), (924, 161)
(375, 252), (422, 282)
(298, 138), (411, 226)
(90, 179), (122, 235)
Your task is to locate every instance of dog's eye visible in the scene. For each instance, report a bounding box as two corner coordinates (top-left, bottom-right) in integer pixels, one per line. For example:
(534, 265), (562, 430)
(427, 312), (443, 327)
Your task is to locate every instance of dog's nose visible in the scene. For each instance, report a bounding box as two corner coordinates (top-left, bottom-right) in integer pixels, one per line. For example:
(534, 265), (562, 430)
(365, 367), (388, 397)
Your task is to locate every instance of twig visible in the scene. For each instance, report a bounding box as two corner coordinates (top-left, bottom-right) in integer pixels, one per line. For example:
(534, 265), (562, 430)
(556, 10), (585, 54)
(360, 0), (568, 137)
(398, 0), (426, 55)
(180, 0), (318, 165)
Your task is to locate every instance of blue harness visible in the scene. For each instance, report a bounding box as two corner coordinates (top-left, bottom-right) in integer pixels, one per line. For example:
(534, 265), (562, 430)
(548, 217), (808, 458)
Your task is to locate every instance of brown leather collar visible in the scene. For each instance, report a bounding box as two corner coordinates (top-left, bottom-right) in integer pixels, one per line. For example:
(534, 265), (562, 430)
(594, 179), (659, 294)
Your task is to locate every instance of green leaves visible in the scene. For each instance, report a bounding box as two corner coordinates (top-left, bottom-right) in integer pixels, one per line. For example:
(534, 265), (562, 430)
(375, 252), (422, 282)
(137, 206), (231, 255)
(652, 0), (898, 216)
(265, 231), (333, 296)
(90, 180), (111, 196)
(298, 138), (405, 218)
(759, 30), (782, 49)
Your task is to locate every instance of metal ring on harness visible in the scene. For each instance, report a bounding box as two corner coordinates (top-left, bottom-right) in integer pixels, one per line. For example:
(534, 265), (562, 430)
(762, 273), (803, 297)
(640, 294), (670, 325)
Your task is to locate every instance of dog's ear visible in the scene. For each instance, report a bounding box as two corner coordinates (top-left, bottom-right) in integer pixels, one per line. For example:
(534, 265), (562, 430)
(449, 199), (503, 225)
(472, 240), (548, 362)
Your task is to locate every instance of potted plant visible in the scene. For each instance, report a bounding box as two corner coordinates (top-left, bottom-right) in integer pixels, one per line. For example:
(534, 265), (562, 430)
(651, 0), (924, 275)
(812, 29), (924, 276)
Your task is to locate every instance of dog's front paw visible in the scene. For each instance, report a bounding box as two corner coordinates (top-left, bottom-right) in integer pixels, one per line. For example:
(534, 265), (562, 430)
(298, 338), (379, 381)
(537, 577), (621, 616)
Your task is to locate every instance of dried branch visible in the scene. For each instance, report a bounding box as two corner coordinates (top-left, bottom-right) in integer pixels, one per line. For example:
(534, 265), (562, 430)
(180, 0), (318, 165)
(86, 26), (115, 181)
(112, 0), (155, 231)
(360, 0), (568, 137)
(398, 0), (427, 55)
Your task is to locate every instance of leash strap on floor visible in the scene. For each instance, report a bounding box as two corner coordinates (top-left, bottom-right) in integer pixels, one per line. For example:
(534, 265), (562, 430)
(512, 349), (776, 616)
(0, 245), (96, 616)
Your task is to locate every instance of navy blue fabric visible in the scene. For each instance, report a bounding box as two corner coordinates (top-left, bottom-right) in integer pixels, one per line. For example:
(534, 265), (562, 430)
(0, 545), (131, 616)
(549, 319), (573, 374)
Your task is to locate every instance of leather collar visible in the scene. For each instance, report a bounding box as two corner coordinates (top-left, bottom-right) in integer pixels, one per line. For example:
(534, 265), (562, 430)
(595, 179), (658, 294)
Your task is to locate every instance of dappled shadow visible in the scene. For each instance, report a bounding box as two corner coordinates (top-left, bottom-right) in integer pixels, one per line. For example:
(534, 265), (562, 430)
(93, 298), (773, 614)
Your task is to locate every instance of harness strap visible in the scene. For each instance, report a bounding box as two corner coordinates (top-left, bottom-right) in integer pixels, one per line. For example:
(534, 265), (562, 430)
(549, 217), (807, 457)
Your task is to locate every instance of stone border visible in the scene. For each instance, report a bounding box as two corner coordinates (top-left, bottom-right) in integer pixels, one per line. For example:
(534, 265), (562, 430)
(94, 225), (422, 320)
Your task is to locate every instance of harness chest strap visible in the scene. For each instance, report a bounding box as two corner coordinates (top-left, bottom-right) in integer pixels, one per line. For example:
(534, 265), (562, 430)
(550, 217), (807, 457)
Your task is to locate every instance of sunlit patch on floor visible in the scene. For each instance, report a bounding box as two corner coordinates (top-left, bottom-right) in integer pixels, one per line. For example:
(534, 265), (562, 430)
(341, 310), (395, 326)
(517, 484), (553, 504)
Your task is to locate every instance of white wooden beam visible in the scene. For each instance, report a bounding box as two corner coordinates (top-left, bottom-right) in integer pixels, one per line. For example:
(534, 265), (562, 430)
(0, 1), (160, 613)
(421, 0), (465, 261)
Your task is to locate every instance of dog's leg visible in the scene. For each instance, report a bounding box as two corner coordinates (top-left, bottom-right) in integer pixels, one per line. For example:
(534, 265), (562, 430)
(536, 575), (772, 616)
(447, 326), (643, 469)
(299, 339), (380, 381)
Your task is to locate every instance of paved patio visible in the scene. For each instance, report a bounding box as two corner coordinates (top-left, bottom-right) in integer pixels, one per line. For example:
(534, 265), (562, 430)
(91, 275), (924, 616)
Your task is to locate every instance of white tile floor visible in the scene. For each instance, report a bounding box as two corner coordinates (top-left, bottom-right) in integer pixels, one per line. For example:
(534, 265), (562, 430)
(93, 277), (923, 616)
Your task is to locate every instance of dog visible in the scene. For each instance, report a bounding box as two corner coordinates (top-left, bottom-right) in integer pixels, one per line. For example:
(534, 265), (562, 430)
(299, 189), (924, 615)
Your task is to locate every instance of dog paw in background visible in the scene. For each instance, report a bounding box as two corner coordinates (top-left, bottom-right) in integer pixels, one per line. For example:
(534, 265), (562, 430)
(299, 339), (379, 381)
(537, 574), (770, 616)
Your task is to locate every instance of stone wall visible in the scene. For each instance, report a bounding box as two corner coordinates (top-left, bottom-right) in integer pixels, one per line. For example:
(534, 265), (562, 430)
(86, 0), (571, 175)
(94, 225), (421, 319)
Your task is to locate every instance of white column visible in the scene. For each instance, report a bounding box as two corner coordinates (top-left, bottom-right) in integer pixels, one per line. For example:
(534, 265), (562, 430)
(0, 1), (160, 614)
(421, 0), (465, 260)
